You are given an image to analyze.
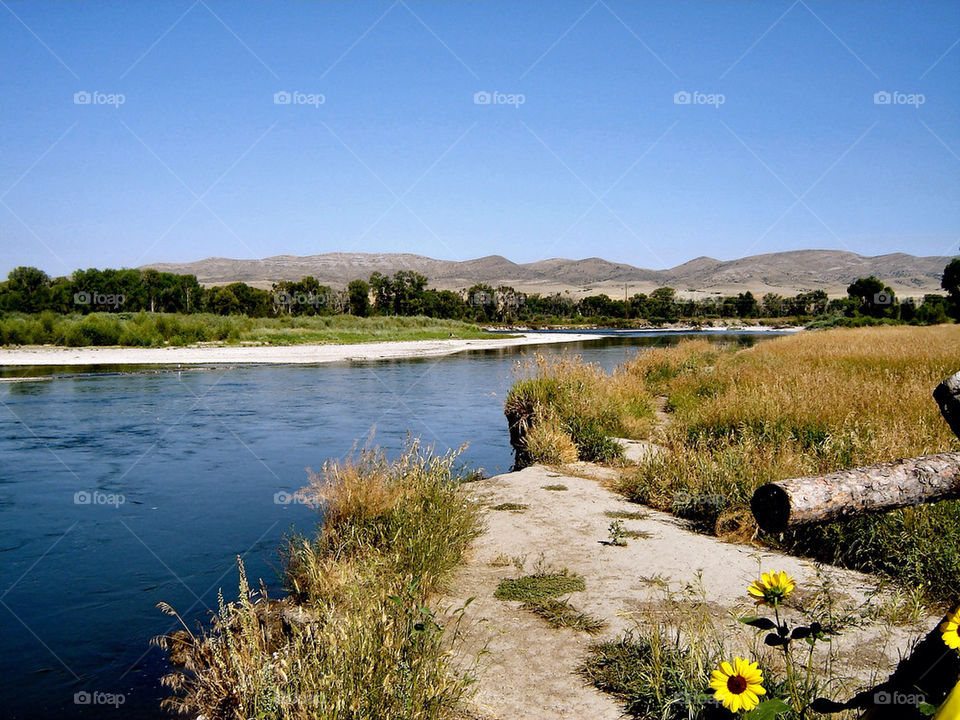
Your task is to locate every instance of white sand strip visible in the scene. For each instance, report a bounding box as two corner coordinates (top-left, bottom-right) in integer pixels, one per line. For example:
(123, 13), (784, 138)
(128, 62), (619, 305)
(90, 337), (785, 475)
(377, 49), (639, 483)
(0, 332), (605, 367)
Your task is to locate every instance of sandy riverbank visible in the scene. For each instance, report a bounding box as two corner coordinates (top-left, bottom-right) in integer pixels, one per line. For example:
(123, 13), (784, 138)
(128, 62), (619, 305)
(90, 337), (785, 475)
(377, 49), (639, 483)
(446, 462), (930, 719)
(0, 332), (605, 367)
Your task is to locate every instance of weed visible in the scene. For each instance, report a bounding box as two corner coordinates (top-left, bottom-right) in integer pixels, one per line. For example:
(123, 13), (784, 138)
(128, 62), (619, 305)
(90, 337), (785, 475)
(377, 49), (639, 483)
(541, 484), (568, 491)
(604, 509), (648, 520)
(523, 598), (606, 634)
(491, 502), (527, 512)
(604, 520), (628, 546)
(494, 571), (585, 602)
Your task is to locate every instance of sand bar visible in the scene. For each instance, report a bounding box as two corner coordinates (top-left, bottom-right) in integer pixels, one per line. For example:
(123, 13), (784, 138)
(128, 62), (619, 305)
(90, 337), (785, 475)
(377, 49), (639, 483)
(0, 332), (607, 368)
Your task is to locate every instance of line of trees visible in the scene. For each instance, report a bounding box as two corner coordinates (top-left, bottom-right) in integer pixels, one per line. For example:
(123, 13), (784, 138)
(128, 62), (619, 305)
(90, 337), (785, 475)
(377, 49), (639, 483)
(1, 260), (957, 325)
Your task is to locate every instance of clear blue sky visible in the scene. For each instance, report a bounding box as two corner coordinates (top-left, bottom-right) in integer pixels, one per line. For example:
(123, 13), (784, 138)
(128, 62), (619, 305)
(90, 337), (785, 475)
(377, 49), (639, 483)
(1, 0), (958, 278)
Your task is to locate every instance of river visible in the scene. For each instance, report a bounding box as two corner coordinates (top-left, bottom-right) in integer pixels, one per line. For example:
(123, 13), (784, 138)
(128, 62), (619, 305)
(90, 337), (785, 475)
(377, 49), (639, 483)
(0, 331), (785, 718)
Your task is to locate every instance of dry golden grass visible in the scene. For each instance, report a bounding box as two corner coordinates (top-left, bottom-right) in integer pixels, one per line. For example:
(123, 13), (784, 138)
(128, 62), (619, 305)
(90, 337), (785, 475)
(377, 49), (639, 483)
(620, 326), (960, 599)
(505, 353), (654, 464)
(524, 420), (579, 464)
(300, 449), (405, 530)
(509, 325), (960, 601)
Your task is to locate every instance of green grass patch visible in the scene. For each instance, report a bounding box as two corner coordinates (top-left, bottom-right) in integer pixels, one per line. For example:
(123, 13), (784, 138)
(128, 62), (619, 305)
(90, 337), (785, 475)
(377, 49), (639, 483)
(524, 598), (605, 633)
(494, 571), (585, 602)
(490, 502), (528, 512)
(581, 633), (714, 719)
(604, 509), (648, 520)
(541, 484), (568, 491)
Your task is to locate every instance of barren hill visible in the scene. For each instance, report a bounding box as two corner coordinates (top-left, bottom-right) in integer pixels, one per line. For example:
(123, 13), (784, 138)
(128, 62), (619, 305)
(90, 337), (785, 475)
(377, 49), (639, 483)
(143, 249), (954, 299)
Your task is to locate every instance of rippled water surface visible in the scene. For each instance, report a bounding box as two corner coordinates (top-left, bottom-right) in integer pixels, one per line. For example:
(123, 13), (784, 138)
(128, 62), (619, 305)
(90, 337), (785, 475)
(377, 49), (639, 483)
(0, 332), (782, 718)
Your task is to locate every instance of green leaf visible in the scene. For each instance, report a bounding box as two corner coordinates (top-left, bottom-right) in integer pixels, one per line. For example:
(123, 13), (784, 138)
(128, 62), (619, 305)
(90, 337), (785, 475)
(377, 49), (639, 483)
(745, 699), (791, 720)
(917, 702), (939, 716)
(764, 632), (789, 647)
(740, 616), (777, 630)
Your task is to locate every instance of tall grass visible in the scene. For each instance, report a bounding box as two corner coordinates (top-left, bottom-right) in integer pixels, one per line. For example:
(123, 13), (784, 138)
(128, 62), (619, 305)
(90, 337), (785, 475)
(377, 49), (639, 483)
(154, 442), (482, 719)
(0, 311), (495, 347)
(507, 326), (960, 601)
(504, 354), (654, 465)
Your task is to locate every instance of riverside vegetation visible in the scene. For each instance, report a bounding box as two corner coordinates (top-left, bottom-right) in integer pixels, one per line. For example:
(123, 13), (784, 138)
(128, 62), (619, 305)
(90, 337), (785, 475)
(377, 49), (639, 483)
(0, 312), (495, 347)
(506, 324), (960, 603)
(154, 442), (482, 720)
(2, 259), (958, 347)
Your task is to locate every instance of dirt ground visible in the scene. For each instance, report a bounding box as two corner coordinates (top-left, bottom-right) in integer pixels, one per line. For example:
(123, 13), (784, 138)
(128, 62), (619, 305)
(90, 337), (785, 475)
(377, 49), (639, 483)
(443, 463), (934, 720)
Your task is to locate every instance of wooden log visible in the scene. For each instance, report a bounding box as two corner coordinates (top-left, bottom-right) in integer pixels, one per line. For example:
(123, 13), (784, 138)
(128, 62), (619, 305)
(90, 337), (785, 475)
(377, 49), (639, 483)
(935, 371), (960, 441)
(751, 452), (960, 533)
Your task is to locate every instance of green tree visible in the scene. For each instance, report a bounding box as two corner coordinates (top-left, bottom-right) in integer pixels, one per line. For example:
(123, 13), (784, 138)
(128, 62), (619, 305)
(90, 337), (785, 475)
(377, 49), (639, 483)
(735, 291), (758, 318)
(942, 259), (960, 320)
(347, 279), (370, 317)
(648, 287), (677, 321)
(3, 266), (51, 312)
(847, 276), (897, 318)
(204, 285), (241, 315)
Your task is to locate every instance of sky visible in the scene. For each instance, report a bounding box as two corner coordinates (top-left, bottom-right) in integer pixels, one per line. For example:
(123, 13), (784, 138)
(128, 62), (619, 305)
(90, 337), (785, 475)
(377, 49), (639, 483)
(0, 0), (958, 278)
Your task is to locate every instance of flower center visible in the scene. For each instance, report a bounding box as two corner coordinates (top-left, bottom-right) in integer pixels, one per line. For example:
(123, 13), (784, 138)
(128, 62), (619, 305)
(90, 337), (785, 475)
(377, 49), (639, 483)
(727, 675), (748, 694)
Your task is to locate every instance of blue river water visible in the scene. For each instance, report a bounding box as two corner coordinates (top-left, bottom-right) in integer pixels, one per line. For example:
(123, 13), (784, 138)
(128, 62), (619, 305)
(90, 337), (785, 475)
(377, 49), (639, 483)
(0, 331), (783, 718)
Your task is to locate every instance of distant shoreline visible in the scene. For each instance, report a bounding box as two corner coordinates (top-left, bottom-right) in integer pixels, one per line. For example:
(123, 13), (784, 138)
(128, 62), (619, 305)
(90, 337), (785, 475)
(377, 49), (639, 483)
(0, 332), (608, 369)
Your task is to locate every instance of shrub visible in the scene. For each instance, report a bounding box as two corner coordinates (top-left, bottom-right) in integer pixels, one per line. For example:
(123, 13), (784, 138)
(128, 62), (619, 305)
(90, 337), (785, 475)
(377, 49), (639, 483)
(156, 441), (482, 719)
(524, 420), (579, 464)
(505, 354), (651, 466)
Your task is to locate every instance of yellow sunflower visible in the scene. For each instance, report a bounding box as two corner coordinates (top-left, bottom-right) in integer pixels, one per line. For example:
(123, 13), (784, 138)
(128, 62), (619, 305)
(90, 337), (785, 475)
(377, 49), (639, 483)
(710, 657), (766, 712)
(747, 571), (795, 607)
(942, 607), (960, 651)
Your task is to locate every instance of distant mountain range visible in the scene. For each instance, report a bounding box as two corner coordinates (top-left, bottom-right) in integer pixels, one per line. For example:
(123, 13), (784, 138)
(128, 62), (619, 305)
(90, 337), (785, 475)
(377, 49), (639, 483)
(143, 250), (955, 298)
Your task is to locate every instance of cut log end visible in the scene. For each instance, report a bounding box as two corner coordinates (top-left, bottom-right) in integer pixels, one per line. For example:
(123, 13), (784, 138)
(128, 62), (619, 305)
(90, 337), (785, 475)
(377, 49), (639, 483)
(934, 371), (960, 441)
(751, 483), (791, 534)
